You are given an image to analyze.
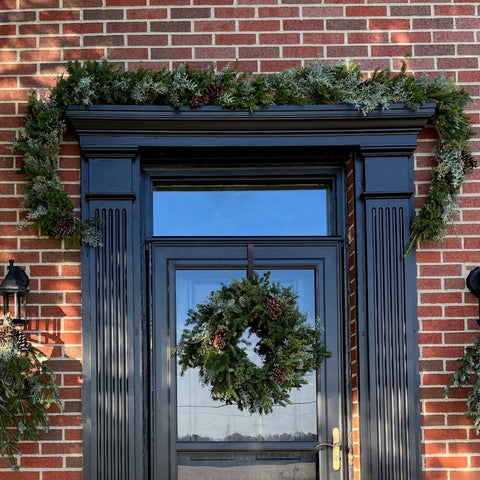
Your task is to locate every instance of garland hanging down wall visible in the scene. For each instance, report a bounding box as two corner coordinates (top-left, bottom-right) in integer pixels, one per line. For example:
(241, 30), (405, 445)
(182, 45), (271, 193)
(0, 313), (62, 471)
(12, 59), (475, 251)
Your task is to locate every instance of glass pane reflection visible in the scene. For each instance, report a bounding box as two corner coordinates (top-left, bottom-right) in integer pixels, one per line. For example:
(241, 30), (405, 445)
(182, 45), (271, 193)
(154, 188), (329, 236)
(178, 452), (316, 480)
(175, 269), (317, 443)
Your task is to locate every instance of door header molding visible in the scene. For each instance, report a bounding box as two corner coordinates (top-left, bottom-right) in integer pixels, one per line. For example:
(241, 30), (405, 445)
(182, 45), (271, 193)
(67, 103), (435, 152)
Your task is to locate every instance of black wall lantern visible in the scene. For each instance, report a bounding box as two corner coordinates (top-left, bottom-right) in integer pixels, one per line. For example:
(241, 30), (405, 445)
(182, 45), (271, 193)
(466, 267), (480, 328)
(0, 260), (30, 325)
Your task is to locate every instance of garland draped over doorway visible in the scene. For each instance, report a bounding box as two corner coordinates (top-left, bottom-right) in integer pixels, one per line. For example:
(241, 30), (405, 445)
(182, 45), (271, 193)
(12, 59), (475, 252)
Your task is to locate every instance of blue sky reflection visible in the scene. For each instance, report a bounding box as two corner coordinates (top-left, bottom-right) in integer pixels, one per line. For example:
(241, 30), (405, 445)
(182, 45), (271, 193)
(154, 188), (328, 236)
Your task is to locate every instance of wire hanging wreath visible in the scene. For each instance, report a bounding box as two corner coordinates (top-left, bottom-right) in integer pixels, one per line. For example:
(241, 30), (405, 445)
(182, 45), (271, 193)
(173, 272), (331, 415)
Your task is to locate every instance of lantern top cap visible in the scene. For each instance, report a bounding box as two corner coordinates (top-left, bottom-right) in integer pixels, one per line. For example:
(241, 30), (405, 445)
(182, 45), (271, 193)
(0, 260), (30, 294)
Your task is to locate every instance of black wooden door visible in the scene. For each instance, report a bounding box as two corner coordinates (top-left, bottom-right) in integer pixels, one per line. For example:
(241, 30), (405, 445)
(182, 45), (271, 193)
(150, 241), (345, 480)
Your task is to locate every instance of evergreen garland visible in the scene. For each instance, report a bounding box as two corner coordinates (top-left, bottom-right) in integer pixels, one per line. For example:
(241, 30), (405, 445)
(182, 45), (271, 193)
(12, 58), (476, 250)
(0, 313), (63, 471)
(173, 272), (330, 414)
(445, 334), (480, 433)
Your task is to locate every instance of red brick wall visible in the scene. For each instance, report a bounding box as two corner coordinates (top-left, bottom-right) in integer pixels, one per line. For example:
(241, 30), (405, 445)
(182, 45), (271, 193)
(346, 157), (360, 476)
(1, 1), (479, 479)
(416, 126), (480, 478)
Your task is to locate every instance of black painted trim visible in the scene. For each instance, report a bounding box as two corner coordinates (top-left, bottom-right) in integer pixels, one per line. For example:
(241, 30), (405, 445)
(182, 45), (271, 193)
(85, 193), (137, 201)
(68, 104), (434, 480)
(67, 104), (434, 151)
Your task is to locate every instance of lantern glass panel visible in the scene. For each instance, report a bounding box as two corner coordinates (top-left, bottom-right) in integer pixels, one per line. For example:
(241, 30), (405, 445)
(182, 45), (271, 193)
(0, 261), (29, 325)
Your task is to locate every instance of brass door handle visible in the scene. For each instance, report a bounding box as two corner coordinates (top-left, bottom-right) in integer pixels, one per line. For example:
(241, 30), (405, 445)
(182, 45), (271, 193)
(314, 427), (341, 471)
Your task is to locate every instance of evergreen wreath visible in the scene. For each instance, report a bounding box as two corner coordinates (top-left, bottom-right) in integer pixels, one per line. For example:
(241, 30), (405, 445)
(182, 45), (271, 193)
(12, 58), (476, 251)
(0, 313), (63, 471)
(173, 272), (331, 415)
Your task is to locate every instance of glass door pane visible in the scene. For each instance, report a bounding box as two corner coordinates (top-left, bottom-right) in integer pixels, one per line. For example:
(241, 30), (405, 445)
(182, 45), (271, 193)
(177, 452), (317, 480)
(176, 269), (245, 442)
(175, 268), (319, 480)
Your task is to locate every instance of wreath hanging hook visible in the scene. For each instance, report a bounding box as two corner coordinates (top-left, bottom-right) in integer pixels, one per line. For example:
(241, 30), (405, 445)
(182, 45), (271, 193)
(247, 244), (254, 279)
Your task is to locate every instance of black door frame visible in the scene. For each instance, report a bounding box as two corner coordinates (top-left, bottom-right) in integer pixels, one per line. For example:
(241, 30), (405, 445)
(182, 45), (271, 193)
(67, 103), (435, 480)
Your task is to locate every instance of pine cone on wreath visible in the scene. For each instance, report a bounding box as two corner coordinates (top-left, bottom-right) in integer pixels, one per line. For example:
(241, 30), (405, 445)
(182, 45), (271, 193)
(210, 329), (228, 351)
(190, 93), (210, 108)
(272, 367), (287, 386)
(462, 150), (477, 173)
(12, 328), (30, 353)
(206, 83), (226, 98)
(267, 299), (286, 320)
(51, 217), (77, 237)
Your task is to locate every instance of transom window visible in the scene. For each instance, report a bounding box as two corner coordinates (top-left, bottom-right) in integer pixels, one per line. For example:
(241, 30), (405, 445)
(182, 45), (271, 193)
(153, 185), (330, 236)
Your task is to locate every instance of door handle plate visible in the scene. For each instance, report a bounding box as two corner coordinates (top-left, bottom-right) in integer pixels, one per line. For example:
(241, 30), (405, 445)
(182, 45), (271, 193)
(315, 427), (341, 471)
(331, 427), (341, 471)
